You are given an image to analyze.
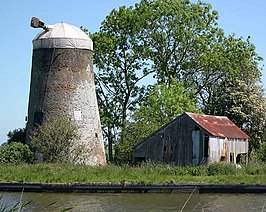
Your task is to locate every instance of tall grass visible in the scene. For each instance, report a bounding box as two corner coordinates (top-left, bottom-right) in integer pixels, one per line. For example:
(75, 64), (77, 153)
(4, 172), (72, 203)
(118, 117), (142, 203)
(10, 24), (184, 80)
(0, 163), (266, 184)
(0, 192), (33, 212)
(0, 192), (72, 212)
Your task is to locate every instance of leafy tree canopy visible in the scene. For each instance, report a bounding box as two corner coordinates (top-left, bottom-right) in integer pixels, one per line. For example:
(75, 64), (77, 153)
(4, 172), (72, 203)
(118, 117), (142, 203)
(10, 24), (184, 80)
(133, 80), (199, 131)
(7, 128), (26, 144)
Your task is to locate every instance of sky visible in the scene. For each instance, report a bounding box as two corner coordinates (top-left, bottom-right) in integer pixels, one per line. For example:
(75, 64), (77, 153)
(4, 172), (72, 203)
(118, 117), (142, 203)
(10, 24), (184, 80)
(0, 0), (265, 144)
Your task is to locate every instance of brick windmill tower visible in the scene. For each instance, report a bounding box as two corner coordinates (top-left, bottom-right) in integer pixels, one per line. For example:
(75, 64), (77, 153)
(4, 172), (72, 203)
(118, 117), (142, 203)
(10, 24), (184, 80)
(26, 18), (106, 165)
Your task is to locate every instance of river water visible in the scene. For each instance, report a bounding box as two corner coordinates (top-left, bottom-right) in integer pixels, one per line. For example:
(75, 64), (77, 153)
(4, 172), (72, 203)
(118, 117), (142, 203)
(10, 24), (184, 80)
(1, 192), (266, 211)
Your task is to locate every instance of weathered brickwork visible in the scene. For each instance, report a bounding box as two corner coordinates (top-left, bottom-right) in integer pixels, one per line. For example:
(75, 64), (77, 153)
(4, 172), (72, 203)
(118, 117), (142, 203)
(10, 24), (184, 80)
(26, 48), (106, 165)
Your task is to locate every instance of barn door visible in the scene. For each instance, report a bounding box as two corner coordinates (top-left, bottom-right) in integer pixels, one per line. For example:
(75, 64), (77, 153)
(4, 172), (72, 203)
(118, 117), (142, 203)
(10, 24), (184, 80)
(163, 133), (172, 164)
(192, 131), (200, 166)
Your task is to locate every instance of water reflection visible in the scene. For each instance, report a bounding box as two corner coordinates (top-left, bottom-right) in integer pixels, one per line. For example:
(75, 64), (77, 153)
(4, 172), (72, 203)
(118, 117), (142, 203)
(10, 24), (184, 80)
(1, 192), (266, 211)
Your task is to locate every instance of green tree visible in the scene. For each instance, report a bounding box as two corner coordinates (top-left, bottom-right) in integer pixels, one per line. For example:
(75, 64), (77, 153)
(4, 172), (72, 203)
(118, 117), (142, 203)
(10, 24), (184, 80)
(91, 5), (152, 161)
(204, 36), (266, 151)
(7, 128), (26, 144)
(135, 80), (198, 130)
(134, 1), (264, 115)
(115, 80), (199, 164)
(30, 116), (79, 163)
(91, 0), (221, 161)
(135, 0), (223, 85)
(206, 78), (266, 150)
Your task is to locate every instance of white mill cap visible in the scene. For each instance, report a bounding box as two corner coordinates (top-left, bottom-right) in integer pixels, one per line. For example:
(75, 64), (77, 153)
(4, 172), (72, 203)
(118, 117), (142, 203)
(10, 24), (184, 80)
(33, 23), (93, 50)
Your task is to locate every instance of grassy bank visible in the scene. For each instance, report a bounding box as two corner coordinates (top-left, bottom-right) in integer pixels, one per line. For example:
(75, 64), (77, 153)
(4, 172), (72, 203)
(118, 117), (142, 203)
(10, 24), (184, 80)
(1, 163), (266, 184)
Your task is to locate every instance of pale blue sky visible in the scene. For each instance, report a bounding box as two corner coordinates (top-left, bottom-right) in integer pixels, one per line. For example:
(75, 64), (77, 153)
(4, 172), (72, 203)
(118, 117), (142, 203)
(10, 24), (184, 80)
(0, 0), (265, 144)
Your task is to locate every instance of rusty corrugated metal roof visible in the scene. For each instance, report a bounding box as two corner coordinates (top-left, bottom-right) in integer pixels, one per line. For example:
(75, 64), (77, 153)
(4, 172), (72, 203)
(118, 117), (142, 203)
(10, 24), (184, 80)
(186, 112), (249, 139)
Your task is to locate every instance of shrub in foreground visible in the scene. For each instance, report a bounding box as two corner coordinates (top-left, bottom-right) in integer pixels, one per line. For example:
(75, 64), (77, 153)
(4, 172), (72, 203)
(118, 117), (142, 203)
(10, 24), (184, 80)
(30, 115), (80, 163)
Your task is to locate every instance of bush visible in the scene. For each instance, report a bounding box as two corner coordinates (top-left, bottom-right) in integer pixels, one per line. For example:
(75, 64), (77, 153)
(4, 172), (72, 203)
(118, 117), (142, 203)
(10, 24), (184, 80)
(0, 142), (34, 164)
(207, 162), (236, 176)
(245, 164), (266, 175)
(256, 142), (266, 162)
(30, 115), (79, 163)
(114, 141), (134, 165)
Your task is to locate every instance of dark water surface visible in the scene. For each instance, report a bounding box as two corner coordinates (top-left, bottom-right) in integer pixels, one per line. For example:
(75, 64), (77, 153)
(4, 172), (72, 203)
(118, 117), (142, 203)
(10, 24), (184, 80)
(1, 192), (266, 211)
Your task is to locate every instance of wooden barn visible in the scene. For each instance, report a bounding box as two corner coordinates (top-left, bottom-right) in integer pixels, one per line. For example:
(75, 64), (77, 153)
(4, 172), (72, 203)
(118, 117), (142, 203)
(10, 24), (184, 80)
(133, 112), (249, 166)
